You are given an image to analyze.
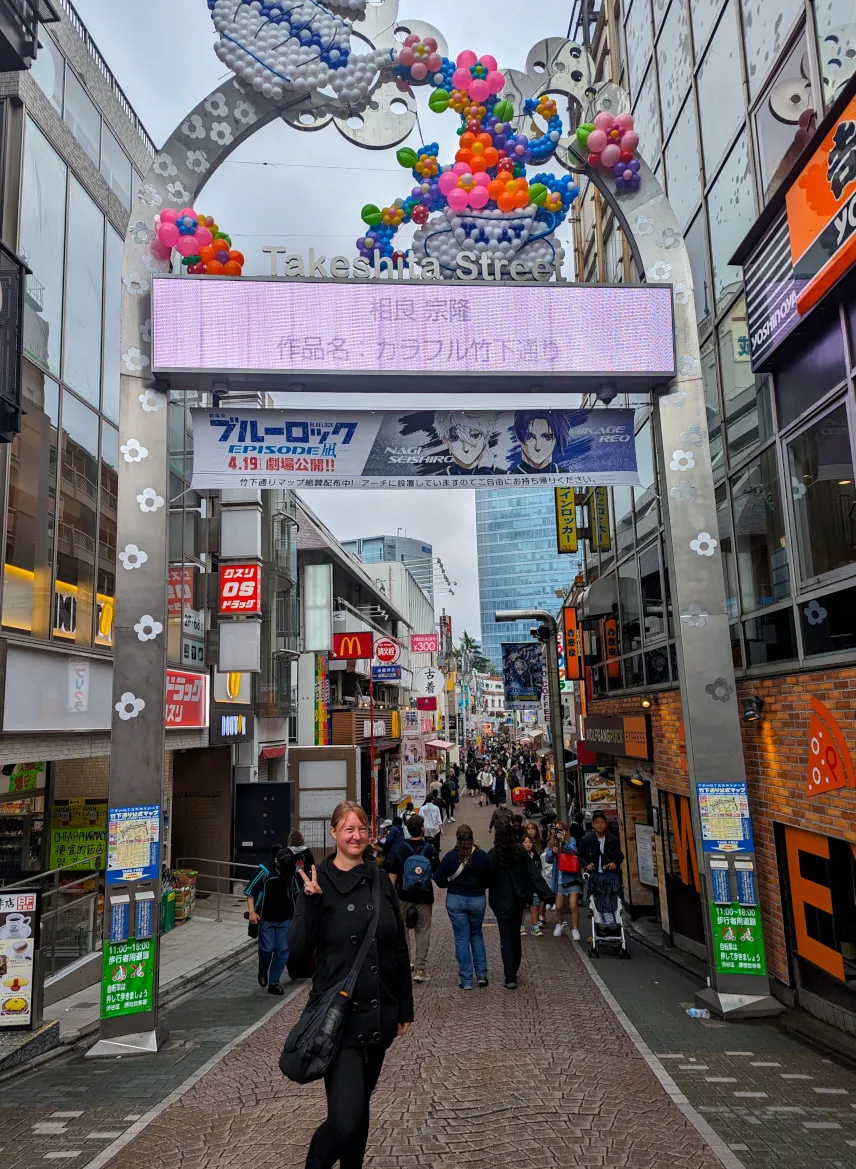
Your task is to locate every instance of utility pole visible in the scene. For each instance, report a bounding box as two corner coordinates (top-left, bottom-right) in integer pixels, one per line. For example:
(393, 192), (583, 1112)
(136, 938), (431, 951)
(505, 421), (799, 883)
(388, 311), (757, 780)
(495, 610), (567, 824)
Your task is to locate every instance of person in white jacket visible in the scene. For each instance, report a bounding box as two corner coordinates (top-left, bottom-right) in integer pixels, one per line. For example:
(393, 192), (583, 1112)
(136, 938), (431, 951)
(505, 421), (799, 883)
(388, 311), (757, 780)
(477, 767), (494, 808)
(418, 793), (443, 851)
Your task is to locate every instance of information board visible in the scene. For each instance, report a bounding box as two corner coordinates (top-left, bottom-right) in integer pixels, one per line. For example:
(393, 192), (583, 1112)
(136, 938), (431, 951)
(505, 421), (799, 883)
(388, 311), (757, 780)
(100, 937), (156, 1018)
(698, 782), (754, 852)
(106, 805), (161, 884)
(710, 903), (767, 976)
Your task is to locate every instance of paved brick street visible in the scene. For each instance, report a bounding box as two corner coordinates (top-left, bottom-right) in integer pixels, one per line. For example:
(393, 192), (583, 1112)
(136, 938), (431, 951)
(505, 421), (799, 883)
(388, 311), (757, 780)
(4, 801), (856, 1169)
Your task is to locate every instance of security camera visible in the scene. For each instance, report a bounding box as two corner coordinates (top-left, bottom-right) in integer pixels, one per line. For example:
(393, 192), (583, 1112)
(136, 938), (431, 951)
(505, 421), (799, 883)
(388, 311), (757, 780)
(595, 384), (618, 406)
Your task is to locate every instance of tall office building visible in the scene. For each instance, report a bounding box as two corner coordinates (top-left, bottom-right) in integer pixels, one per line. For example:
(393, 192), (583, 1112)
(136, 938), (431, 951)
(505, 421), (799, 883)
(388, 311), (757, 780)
(342, 534), (434, 601)
(476, 489), (581, 671)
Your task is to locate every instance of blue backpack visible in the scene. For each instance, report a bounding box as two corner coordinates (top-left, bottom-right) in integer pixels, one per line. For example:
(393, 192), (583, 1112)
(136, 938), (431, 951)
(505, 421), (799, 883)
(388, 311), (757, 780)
(402, 843), (433, 893)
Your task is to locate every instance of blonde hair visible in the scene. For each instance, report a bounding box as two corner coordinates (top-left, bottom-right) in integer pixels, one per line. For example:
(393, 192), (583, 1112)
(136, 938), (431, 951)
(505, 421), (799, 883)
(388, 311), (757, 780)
(330, 801), (369, 831)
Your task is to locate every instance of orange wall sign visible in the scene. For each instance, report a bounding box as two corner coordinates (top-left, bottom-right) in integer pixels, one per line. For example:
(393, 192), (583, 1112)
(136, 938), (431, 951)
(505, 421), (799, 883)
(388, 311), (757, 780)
(784, 826), (845, 982)
(563, 607), (581, 681)
(667, 792), (700, 893)
(786, 93), (856, 315)
(603, 617), (620, 678)
(806, 695), (856, 796)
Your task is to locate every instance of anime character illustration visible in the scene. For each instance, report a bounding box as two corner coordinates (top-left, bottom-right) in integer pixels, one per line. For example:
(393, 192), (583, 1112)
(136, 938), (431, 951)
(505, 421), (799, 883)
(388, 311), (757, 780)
(433, 411), (500, 475)
(509, 411), (567, 474)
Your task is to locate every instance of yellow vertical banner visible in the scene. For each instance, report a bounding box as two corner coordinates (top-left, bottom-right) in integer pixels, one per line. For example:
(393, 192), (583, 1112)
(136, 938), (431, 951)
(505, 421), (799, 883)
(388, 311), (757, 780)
(591, 486), (611, 551)
(554, 487), (578, 553)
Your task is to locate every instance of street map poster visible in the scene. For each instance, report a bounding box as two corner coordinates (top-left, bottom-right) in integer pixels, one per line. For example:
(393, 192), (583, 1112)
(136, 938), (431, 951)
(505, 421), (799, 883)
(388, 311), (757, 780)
(698, 782), (754, 852)
(190, 408), (640, 491)
(502, 644), (544, 710)
(710, 903), (767, 977)
(101, 937), (156, 1018)
(106, 805), (161, 884)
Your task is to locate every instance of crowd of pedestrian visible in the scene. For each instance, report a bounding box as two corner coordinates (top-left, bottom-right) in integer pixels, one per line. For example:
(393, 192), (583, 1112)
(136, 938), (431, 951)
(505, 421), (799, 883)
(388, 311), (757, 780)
(247, 736), (624, 1168)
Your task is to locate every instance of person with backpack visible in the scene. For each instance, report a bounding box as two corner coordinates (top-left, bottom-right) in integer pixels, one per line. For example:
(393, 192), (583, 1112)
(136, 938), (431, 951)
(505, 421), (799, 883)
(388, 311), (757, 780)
(245, 830), (316, 995)
(435, 824), (494, 989)
(545, 822), (583, 940)
(387, 814), (439, 983)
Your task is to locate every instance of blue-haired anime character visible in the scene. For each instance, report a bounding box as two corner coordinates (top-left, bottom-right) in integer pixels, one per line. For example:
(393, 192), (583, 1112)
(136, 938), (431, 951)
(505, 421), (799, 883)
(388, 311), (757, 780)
(509, 411), (574, 475)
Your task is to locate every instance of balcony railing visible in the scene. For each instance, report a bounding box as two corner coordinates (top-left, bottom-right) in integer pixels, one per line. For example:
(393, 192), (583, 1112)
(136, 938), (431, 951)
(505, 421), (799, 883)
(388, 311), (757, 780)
(0, 0), (58, 70)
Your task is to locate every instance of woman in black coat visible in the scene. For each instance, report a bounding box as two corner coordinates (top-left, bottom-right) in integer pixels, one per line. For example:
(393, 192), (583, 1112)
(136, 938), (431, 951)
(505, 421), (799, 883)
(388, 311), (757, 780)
(488, 825), (553, 990)
(290, 801), (413, 1169)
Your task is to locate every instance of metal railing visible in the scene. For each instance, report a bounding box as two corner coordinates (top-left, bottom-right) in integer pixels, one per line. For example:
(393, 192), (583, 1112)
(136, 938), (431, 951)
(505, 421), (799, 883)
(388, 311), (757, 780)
(173, 857), (260, 924)
(2, 853), (101, 979)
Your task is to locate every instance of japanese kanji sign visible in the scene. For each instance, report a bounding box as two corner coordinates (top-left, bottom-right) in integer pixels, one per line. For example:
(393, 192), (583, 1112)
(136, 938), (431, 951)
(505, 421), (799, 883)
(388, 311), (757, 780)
(100, 937), (156, 1019)
(106, 805), (160, 884)
(189, 408), (640, 491)
(555, 487), (578, 553)
(49, 800), (107, 871)
(562, 607), (581, 683)
(167, 566), (194, 616)
(710, 903), (767, 977)
(165, 669), (208, 729)
(219, 563), (261, 614)
(414, 666), (442, 696)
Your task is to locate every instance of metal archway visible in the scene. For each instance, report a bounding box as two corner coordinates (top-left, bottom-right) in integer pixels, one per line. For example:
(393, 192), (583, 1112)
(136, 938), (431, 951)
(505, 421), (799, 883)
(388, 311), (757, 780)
(106, 20), (771, 1053)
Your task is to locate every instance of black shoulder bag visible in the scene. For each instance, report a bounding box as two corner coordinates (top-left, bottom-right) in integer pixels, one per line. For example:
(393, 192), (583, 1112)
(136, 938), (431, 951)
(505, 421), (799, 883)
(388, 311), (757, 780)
(280, 867), (380, 1085)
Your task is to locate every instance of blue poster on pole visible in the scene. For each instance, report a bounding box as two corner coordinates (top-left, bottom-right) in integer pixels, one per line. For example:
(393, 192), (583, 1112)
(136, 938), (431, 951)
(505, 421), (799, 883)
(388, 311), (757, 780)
(698, 783), (754, 853)
(372, 665), (402, 681)
(106, 805), (161, 885)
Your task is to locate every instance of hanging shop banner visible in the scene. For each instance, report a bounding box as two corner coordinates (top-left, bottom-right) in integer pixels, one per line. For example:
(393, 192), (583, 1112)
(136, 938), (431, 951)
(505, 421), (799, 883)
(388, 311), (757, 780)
(710, 903), (768, 977)
(603, 617), (620, 678)
(588, 486), (611, 550)
(331, 632), (373, 659)
(218, 564), (262, 614)
(401, 708), (420, 736)
(410, 633), (439, 654)
(7, 761), (45, 794)
(416, 696), (437, 711)
(155, 279), (675, 380)
(165, 670), (208, 729)
(402, 736), (427, 801)
(315, 655), (330, 746)
(414, 666), (443, 696)
(555, 487), (578, 553)
(562, 608), (581, 684)
(189, 408), (640, 491)
(106, 805), (161, 885)
(0, 891), (39, 1029)
(502, 644), (543, 710)
(698, 782), (754, 853)
(101, 937), (156, 1019)
(49, 800), (108, 871)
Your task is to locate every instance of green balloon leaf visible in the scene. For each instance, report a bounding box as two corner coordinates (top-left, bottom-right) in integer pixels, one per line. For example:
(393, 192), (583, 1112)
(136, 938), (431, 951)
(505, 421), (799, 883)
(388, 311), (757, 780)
(361, 203), (383, 226)
(529, 184), (549, 206)
(397, 147), (418, 169)
(494, 99), (514, 123)
(428, 89), (450, 113)
(576, 123), (594, 148)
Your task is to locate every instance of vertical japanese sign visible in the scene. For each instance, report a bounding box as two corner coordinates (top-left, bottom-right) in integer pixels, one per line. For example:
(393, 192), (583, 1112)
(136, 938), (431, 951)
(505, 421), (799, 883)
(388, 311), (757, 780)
(167, 567), (194, 616)
(101, 937), (156, 1018)
(0, 891), (38, 1029)
(603, 617), (620, 678)
(218, 563), (262, 614)
(315, 655), (330, 745)
(710, 903), (768, 976)
(589, 487), (611, 550)
(562, 607), (581, 683)
(106, 805), (161, 884)
(554, 487), (578, 553)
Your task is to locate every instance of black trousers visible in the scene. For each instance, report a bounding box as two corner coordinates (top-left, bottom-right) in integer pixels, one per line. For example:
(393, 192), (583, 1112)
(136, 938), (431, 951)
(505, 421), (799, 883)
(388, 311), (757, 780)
(496, 902), (525, 983)
(305, 1043), (388, 1169)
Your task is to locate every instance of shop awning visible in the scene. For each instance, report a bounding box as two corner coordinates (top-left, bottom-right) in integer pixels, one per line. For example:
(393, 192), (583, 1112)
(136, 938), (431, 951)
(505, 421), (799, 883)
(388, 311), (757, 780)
(261, 745), (286, 759)
(536, 747), (552, 757)
(426, 739), (454, 749)
(575, 574), (618, 620)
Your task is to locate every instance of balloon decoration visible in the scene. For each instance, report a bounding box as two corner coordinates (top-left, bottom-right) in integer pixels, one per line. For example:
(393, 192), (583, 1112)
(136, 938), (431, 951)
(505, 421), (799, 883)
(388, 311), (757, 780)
(356, 46), (581, 278)
(576, 110), (641, 194)
(152, 209), (244, 277)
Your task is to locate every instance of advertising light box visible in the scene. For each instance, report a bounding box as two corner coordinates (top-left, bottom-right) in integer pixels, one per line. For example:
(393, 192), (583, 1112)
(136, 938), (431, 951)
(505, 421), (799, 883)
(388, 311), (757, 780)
(151, 277), (675, 388)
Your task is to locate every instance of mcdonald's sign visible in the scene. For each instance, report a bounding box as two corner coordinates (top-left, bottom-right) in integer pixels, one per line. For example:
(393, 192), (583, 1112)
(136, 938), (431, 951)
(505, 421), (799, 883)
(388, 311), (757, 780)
(332, 632), (373, 660)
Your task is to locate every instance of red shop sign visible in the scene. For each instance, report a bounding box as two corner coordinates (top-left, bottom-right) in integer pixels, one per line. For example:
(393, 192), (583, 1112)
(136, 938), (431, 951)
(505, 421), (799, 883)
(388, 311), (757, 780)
(416, 696), (437, 711)
(219, 564), (262, 615)
(167, 567), (194, 616)
(165, 669), (208, 729)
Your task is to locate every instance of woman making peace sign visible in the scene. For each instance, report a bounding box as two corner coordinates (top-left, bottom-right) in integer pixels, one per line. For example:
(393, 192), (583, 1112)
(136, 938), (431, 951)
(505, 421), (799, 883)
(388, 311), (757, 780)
(289, 801), (413, 1169)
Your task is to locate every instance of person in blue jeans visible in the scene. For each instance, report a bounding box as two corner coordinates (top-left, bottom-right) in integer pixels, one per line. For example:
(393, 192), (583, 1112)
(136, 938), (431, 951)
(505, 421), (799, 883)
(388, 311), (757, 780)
(245, 832), (315, 995)
(435, 824), (495, 990)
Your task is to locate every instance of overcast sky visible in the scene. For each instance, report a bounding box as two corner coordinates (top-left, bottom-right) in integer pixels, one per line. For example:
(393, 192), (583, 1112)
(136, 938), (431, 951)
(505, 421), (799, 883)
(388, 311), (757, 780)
(73, 0), (577, 640)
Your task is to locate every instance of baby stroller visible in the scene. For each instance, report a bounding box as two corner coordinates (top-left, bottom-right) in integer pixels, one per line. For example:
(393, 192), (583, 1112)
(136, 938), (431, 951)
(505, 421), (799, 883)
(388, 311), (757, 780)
(585, 870), (630, 959)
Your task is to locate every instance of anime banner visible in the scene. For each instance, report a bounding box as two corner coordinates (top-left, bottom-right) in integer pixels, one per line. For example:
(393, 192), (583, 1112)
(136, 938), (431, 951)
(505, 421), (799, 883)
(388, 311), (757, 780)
(190, 408), (639, 490)
(502, 643), (544, 710)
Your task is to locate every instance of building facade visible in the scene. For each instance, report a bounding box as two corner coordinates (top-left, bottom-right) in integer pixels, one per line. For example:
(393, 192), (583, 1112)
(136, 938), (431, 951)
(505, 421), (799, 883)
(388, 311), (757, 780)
(476, 488), (582, 671)
(342, 533), (434, 601)
(570, 0), (856, 1035)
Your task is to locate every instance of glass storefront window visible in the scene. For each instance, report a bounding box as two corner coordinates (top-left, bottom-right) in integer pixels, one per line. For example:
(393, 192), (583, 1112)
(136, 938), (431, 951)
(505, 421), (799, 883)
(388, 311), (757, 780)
(787, 402), (856, 581)
(31, 26), (64, 113)
(63, 178), (104, 408)
(102, 227), (122, 424)
(719, 295), (773, 460)
(815, 0), (856, 104)
(20, 119), (67, 378)
(685, 212), (713, 334)
(624, 0), (653, 98)
(57, 392), (100, 647)
(100, 125), (133, 211)
(774, 314), (847, 429)
(716, 483), (739, 619)
(754, 36), (816, 204)
(697, 0), (745, 173)
(664, 95), (702, 229)
(634, 422), (658, 542)
(639, 542), (665, 641)
(98, 424), (118, 649)
(740, 0), (804, 97)
(614, 484), (634, 558)
(633, 63), (661, 166)
(731, 447), (791, 611)
(2, 362), (58, 640)
(701, 336), (724, 479)
(689, 0), (724, 57)
(800, 584), (856, 657)
(743, 607), (797, 665)
(707, 132), (755, 312)
(645, 645), (670, 684)
(63, 69), (101, 167)
(618, 557), (642, 651)
(656, 0), (690, 137)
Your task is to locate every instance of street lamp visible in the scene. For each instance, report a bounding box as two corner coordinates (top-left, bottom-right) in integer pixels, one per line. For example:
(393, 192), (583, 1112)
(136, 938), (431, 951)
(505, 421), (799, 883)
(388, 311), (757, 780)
(494, 609), (567, 823)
